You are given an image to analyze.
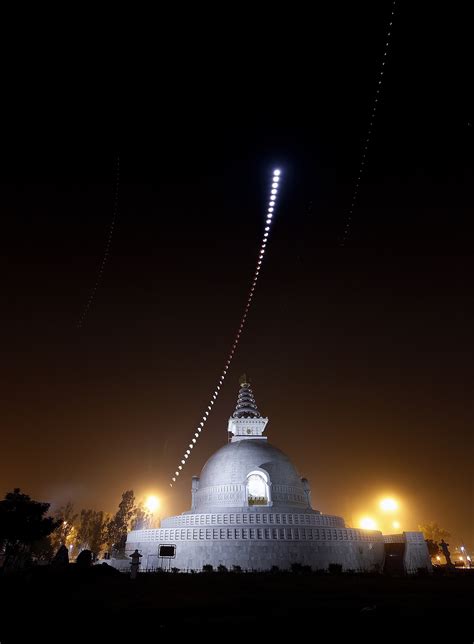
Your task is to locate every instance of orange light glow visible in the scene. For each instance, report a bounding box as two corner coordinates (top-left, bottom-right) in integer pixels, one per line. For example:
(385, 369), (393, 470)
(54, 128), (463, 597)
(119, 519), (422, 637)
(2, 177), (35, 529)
(145, 495), (160, 513)
(380, 497), (398, 512)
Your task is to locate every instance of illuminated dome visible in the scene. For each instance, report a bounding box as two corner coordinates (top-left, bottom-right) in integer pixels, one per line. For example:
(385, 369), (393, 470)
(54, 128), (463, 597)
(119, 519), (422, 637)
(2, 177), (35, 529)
(194, 439), (310, 511)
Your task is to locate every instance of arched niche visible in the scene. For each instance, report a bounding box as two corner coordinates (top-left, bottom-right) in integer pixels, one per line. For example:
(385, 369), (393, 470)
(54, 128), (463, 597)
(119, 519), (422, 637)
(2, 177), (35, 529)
(246, 470), (270, 506)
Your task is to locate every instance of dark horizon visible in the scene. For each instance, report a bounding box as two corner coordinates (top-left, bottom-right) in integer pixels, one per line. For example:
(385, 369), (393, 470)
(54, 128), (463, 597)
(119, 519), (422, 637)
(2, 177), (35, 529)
(0, 3), (472, 549)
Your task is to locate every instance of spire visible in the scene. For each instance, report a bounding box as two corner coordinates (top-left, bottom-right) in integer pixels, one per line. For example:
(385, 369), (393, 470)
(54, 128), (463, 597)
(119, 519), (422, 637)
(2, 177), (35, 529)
(228, 376), (268, 442)
(232, 375), (262, 419)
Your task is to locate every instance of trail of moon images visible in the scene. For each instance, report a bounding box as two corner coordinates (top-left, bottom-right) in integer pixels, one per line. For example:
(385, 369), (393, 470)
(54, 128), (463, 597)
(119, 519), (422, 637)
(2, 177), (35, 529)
(341, 0), (397, 245)
(170, 169), (282, 487)
(77, 155), (120, 328)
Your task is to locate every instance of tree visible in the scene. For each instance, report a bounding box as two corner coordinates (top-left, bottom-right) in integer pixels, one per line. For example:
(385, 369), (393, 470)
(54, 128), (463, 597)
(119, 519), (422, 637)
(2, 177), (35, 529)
(30, 535), (56, 563)
(77, 509), (108, 556)
(130, 504), (151, 530)
(105, 490), (137, 554)
(418, 522), (451, 543)
(50, 502), (78, 554)
(425, 539), (440, 559)
(0, 488), (60, 570)
(419, 523), (451, 563)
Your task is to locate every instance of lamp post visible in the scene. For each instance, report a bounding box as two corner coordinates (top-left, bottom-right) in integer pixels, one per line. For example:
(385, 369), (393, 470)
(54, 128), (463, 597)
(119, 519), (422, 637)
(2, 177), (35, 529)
(460, 545), (471, 568)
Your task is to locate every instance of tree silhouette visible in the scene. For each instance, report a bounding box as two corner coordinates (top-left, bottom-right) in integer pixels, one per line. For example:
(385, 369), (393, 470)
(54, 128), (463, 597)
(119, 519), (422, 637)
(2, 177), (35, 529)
(106, 490), (136, 555)
(77, 509), (108, 556)
(0, 488), (60, 570)
(130, 504), (151, 530)
(418, 522), (451, 543)
(50, 502), (78, 554)
(31, 535), (56, 563)
(425, 539), (441, 559)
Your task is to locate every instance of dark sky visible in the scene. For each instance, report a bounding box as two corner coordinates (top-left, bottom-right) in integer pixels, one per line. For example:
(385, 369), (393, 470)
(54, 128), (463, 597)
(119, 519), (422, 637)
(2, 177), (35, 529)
(1, 4), (472, 547)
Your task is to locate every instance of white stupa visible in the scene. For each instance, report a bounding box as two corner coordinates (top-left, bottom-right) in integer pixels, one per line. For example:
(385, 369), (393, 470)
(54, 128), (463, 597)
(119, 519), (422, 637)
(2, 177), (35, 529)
(111, 377), (431, 573)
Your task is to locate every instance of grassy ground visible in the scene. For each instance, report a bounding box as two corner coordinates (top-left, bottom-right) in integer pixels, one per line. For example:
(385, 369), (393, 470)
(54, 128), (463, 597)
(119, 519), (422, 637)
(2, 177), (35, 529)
(0, 565), (472, 639)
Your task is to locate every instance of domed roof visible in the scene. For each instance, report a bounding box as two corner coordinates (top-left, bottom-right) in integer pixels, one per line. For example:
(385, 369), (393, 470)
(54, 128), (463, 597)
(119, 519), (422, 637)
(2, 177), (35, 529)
(191, 439), (311, 512)
(199, 439), (303, 489)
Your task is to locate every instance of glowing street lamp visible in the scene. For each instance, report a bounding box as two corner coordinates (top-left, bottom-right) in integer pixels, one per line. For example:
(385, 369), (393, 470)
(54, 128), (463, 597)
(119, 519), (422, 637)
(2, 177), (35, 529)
(145, 495), (160, 514)
(360, 517), (377, 530)
(380, 498), (398, 512)
(392, 521), (401, 530)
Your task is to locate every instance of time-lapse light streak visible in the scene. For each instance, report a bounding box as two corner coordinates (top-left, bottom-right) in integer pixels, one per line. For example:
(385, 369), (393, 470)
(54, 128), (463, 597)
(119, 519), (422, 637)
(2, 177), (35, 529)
(170, 169), (282, 486)
(77, 155), (121, 328)
(341, 1), (397, 245)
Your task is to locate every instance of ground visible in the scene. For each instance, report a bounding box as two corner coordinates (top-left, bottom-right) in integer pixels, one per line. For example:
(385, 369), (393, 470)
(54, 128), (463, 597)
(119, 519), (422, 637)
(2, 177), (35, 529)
(0, 566), (472, 639)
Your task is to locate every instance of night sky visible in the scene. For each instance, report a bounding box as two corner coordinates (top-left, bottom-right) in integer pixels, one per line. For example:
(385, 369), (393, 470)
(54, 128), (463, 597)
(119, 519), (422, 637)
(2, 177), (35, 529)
(1, 4), (472, 547)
